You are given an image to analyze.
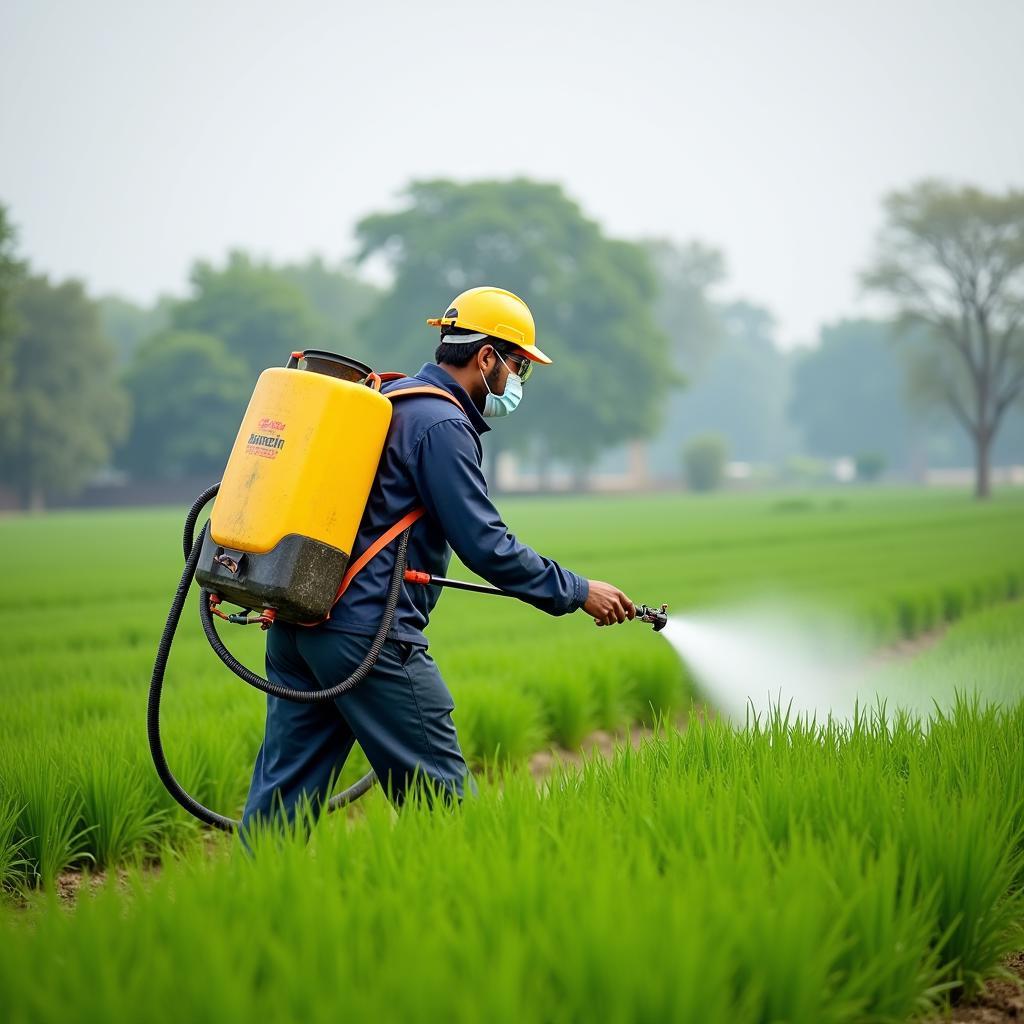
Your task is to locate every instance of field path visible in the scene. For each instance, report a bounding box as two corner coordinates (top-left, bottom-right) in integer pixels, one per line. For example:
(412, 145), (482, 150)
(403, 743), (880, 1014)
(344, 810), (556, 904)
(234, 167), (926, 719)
(940, 952), (1024, 1023)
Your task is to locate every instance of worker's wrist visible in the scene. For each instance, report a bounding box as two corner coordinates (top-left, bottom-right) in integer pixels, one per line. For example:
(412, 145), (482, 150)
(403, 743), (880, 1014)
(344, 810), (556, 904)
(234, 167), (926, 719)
(570, 573), (589, 614)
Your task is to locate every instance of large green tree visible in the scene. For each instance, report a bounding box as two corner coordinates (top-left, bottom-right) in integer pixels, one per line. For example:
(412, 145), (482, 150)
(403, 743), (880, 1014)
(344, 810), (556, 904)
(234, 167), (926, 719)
(119, 331), (250, 480)
(788, 319), (913, 467)
(116, 253), (376, 482)
(0, 275), (128, 509)
(0, 203), (26, 424)
(172, 251), (322, 380)
(863, 182), (1024, 498)
(354, 179), (672, 474)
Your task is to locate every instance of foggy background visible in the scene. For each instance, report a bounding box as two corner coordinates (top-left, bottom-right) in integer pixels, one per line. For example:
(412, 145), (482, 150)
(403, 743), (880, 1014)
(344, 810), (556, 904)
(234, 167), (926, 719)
(1, 0), (1022, 507)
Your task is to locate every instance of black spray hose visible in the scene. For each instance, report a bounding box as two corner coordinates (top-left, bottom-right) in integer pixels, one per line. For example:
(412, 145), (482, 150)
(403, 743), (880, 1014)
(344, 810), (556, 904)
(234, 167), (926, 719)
(181, 482), (221, 562)
(195, 538), (410, 704)
(148, 520), (238, 830)
(149, 484), (407, 830)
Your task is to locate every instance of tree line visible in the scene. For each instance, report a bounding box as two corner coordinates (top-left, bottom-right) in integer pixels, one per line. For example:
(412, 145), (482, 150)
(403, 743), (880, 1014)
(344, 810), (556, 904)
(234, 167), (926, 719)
(0, 178), (1021, 509)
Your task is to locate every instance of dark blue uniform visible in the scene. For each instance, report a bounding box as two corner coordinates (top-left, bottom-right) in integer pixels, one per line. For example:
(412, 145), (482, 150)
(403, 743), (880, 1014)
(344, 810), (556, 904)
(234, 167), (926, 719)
(242, 363), (589, 827)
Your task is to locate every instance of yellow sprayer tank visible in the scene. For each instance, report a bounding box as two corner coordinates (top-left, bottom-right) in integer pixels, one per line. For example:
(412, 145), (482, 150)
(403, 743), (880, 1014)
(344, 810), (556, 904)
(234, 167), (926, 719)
(195, 350), (392, 623)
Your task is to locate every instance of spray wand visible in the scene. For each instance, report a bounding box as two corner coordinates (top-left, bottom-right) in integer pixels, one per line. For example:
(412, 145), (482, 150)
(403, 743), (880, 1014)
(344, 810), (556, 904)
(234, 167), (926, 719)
(404, 570), (668, 631)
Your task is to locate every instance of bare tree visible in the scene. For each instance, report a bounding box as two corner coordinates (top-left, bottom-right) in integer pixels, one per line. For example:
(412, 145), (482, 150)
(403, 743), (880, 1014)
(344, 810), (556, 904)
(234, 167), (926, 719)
(863, 181), (1024, 498)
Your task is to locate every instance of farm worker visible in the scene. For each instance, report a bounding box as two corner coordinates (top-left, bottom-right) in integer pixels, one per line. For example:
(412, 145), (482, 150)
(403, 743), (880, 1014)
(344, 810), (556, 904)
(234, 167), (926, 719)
(241, 286), (636, 830)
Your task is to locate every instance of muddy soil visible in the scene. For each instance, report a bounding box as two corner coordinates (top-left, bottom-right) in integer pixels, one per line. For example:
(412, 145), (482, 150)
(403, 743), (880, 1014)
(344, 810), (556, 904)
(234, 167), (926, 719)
(938, 952), (1024, 1023)
(865, 622), (950, 668)
(527, 722), (658, 779)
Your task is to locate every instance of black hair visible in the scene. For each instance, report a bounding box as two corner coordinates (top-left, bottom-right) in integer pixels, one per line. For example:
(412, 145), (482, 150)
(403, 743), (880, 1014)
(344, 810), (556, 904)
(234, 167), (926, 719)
(434, 326), (516, 367)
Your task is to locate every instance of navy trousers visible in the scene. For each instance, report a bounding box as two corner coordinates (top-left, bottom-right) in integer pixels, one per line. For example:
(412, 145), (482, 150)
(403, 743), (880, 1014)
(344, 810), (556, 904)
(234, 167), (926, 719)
(241, 623), (473, 831)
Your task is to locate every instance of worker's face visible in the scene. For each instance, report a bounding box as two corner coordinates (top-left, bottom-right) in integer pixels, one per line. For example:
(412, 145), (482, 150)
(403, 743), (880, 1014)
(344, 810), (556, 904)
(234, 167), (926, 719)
(478, 346), (531, 396)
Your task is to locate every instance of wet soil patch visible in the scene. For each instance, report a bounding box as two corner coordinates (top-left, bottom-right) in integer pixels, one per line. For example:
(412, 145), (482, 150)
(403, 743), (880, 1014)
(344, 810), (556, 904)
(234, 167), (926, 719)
(941, 951), (1024, 1023)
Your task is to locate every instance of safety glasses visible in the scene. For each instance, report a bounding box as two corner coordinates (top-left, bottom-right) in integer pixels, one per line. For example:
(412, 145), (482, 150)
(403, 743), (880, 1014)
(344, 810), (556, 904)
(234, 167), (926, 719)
(499, 350), (534, 384)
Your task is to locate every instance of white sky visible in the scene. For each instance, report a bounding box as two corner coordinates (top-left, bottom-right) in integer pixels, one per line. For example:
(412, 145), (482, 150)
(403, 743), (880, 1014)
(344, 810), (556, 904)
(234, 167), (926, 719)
(2, 0), (1022, 347)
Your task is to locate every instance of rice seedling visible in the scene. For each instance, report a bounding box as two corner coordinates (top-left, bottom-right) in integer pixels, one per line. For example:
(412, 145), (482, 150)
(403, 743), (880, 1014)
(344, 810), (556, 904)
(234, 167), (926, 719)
(455, 684), (545, 765)
(2, 701), (1022, 1023)
(75, 740), (168, 869)
(8, 753), (93, 888)
(523, 669), (597, 748)
(587, 661), (635, 731)
(1, 486), (1022, 896)
(0, 795), (30, 894)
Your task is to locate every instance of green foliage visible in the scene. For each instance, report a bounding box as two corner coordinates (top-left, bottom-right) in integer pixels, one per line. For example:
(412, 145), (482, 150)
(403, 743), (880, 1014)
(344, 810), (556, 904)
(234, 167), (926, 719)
(588, 661), (635, 731)
(75, 742), (167, 869)
(855, 451), (886, 481)
(354, 178), (672, 468)
(682, 432), (728, 491)
(0, 274), (129, 509)
(1, 488), (1020, 881)
(97, 294), (173, 366)
(901, 770), (1022, 996)
(3, 702), (1023, 1021)
(863, 181), (1024, 498)
(119, 330), (250, 479)
(172, 251), (322, 380)
(0, 796), (29, 894)
(114, 255), (375, 481)
(627, 648), (687, 724)
(789, 319), (913, 464)
(8, 753), (92, 889)
(642, 237), (725, 376)
(523, 670), (597, 748)
(456, 684), (545, 765)
(651, 299), (796, 471)
(1, 491), (1023, 1019)
(782, 453), (832, 484)
(0, 202), (26, 424)
(275, 255), (380, 362)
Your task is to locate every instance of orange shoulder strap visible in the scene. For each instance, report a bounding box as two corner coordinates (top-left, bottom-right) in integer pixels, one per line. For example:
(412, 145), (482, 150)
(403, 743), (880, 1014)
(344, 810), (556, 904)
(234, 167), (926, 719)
(386, 384), (465, 414)
(335, 506), (425, 602)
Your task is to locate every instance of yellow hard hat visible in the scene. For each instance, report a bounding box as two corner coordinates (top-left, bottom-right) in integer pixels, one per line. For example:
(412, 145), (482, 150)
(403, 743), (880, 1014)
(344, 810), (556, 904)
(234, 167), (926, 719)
(426, 285), (551, 364)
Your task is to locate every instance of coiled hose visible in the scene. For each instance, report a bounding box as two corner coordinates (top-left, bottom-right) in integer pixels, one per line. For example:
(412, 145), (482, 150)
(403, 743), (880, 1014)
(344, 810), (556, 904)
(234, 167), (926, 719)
(148, 483), (405, 830)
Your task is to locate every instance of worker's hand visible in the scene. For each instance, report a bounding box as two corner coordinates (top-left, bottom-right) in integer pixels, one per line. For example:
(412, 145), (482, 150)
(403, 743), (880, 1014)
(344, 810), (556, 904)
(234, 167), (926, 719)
(583, 580), (636, 627)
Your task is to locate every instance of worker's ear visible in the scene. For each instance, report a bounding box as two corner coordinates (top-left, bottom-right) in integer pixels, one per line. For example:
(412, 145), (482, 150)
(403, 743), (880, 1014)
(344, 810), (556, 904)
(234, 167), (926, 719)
(477, 344), (497, 373)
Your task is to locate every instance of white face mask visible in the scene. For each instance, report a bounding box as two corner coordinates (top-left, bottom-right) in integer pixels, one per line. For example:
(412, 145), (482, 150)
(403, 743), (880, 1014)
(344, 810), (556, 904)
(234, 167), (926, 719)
(480, 354), (523, 417)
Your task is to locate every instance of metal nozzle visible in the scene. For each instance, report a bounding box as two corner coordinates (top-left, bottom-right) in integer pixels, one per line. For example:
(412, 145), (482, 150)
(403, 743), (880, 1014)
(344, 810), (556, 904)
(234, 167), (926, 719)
(636, 603), (668, 632)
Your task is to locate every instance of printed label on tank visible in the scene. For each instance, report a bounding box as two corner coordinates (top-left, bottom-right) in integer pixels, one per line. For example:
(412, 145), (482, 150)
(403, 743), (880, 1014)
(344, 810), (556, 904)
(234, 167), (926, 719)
(246, 420), (286, 460)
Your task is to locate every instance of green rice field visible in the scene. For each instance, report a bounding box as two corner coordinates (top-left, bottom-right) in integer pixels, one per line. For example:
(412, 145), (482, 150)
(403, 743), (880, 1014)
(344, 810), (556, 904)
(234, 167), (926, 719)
(1, 487), (1022, 1022)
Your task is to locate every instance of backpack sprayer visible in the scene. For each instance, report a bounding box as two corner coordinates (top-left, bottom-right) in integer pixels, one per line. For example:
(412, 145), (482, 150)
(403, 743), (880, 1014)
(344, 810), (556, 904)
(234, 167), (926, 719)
(149, 349), (669, 831)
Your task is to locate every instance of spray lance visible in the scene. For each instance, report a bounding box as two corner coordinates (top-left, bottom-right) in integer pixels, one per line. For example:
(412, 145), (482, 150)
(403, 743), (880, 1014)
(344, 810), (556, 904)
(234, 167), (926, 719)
(148, 349), (668, 833)
(404, 569), (668, 629)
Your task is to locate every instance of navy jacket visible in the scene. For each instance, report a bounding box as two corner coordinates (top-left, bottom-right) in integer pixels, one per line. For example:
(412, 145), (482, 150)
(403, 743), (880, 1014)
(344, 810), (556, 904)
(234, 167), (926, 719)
(325, 363), (589, 645)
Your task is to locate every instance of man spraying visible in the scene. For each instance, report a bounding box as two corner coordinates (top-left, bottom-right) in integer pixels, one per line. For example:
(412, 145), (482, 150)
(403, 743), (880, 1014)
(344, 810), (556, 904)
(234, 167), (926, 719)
(242, 286), (636, 829)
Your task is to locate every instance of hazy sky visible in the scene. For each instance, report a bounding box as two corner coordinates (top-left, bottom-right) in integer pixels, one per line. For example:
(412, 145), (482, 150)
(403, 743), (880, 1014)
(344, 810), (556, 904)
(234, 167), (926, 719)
(2, 0), (1022, 346)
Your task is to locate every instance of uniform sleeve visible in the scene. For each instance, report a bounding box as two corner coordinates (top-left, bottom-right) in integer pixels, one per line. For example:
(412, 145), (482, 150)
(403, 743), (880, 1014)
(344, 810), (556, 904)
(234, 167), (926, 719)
(407, 418), (589, 616)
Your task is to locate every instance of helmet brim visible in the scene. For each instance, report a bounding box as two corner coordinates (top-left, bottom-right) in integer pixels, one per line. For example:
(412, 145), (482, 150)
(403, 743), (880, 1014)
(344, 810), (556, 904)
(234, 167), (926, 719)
(516, 345), (552, 365)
